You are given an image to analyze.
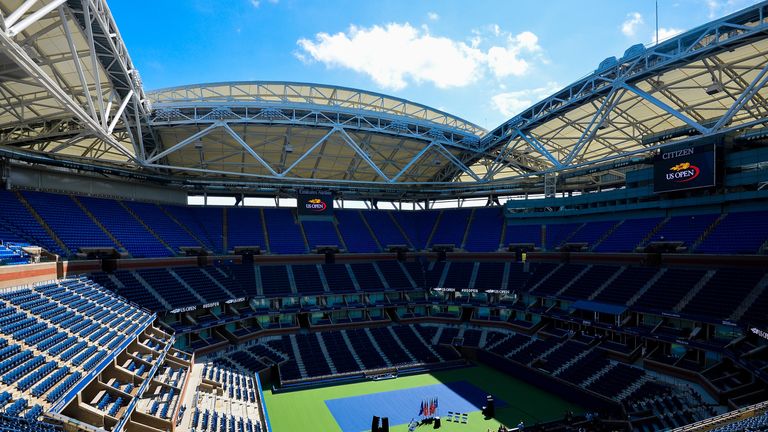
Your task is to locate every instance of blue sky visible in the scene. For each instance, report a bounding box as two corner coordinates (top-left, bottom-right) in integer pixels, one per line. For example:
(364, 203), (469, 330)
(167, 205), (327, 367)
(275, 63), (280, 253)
(109, 0), (758, 130)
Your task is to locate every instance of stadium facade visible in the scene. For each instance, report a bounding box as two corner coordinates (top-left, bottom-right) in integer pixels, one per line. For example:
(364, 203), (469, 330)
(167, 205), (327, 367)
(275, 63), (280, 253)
(0, 1), (767, 431)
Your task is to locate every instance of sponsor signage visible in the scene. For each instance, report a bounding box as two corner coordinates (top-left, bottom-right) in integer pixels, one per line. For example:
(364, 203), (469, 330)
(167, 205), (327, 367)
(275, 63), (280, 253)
(752, 327), (768, 340)
(654, 144), (716, 193)
(297, 190), (334, 216)
(203, 302), (219, 309)
(225, 297), (246, 304)
(170, 306), (197, 314)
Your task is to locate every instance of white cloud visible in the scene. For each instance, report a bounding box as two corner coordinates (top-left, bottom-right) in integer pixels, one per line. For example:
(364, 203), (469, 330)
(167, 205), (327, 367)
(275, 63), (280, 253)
(621, 12), (644, 37)
(705, 0), (752, 18)
(296, 23), (543, 90)
(250, 0), (277, 7)
(427, 12), (439, 21)
(491, 82), (561, 117)
(652, 27), (683, 44)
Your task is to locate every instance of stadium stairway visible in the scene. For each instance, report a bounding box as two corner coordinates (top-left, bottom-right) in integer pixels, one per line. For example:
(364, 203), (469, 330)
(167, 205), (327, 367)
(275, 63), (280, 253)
(168, 269), (207, 304)
(627, 268), (669, 306)
(158, 206), (210, 252)
(580, 362), (618, 387)
(690, 213), (728, 251)
(358, 210), (384, 251)
(363, 328), (391, 367)
(118, 202), (176, 256)
(14, 192), (69, 256)
(673, 270), (716, 312)
(70, 196), (127, 255)
(199, 268), (238, 299)
(287, 335), (308, 378)
(553, 265), (593, 297)
(388, 212), (415, 249)
(340, 331), (366, 370)
(587, 267), (626, 300)
(424, 211), (443, 249)
(131, 272), (173, 310)
(314, 333), (338, 375)
(387, 327), (417, 363)
(730, 272), (768, 321)
(589, 220), (624, 251)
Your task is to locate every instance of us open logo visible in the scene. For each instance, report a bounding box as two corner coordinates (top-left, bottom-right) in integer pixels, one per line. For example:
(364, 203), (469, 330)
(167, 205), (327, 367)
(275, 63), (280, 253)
(305, 198), (327, 212)
(666, 162), (700, 183)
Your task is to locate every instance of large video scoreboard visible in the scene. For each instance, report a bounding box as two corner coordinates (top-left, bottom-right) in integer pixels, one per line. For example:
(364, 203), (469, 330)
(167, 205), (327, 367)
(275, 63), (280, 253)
(297, 190), (334, 216)
(653, 144), (717, 193)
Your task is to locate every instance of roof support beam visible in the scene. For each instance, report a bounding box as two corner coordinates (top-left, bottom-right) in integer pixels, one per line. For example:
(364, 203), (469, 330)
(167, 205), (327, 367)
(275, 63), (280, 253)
(0, 24), (136, 161)
(221, 123), (279, 176)
(618, 82), (709, 135)
(145, 122), (220, 163)
(389, 142), (435, 183)
(107, 89), (133, 133)
(6, 0), (67, 36)
(336, 127), (390, 181)
(81, 0), (106, 129)
(58, 5), (97, 122)
(432, 141), (481, 182)
(279, 126), (336, 177)
(515, 128), (562, 168)
(713, 60), (768, 131)
(3, 0), (37, 30)
(562, 87), (625, 166)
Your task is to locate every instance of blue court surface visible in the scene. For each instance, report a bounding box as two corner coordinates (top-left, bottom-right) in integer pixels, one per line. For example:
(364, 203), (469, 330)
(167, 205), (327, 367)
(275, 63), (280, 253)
(324, 381), (506, 432)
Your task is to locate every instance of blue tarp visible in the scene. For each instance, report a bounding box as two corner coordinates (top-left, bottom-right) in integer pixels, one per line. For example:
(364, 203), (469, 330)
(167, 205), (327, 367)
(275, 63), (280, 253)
(324, 381), (506, 432)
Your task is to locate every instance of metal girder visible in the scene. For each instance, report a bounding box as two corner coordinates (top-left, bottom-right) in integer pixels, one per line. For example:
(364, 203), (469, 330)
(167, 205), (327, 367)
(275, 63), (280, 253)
(618, 82), (709, 135)
(150, 104), (481, 153)
(149, 81), (484, 136)
(221, 123), (278, 176)
(0, 25), (135, 160)
(145, 122), (220, 163)
(562, 87), (625, 166)
(280, 127), (337, 176)
(515, 128), (563, 168)
(483, 1), (768, 149)
(713, 60), (768, 131)
(336, 127), (390, 181)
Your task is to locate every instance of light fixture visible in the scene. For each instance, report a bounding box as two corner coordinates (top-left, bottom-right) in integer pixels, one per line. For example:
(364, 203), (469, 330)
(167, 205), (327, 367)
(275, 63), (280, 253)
(705, 80), (724, 96)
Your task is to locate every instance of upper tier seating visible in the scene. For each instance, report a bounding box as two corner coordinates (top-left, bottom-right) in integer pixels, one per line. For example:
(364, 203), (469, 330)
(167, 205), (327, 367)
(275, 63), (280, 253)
(545, 223), (581, 250)
(302, 220), (342, 250)
(124, 202), (199, 253)
(504, 224), (542, 248)
(4, 189), (768, 259)
(22, 192), (116, 254)
(164, 205), (223, 253)
(646, 213), (719, 249)
(593, 217), (663, 252)
(79, 197), (170, 258)
(226, 208), (267, 252)
(262, 208), (306, 254)
(429, 209), (471, 248)
(392, 211), (438, 251)
(360, 210), (410, 248)
(335, 211), (379, 252)
(463, 207), (503, 252)
(696, 210), (768, 254)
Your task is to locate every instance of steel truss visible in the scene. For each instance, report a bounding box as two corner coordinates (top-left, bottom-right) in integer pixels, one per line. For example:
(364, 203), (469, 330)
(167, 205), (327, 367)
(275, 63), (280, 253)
(0, 0), (150, 162)
(482, 1), (768, 172)
(1, 1), (768, 197)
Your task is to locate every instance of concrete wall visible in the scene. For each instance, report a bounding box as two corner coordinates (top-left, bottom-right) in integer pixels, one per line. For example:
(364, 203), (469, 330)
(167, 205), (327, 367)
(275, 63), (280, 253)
(7, 164), (186, 205)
